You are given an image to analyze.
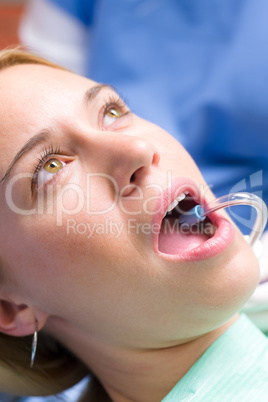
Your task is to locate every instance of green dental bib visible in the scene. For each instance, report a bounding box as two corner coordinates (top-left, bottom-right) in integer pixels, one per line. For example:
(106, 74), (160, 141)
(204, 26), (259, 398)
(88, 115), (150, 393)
(163, 315), (268, 401)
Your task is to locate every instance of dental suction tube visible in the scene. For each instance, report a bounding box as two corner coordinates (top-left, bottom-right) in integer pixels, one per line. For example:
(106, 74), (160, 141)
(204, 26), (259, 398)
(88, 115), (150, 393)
(178, 192), (268, 247)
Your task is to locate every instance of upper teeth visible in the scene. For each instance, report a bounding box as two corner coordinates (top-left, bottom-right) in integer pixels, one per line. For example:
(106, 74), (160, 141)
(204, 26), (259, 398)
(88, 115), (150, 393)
(165, 192), (188, 215)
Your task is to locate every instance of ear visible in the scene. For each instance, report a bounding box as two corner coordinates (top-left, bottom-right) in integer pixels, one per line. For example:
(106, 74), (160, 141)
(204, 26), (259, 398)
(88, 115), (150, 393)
(0, 299), (48, 337)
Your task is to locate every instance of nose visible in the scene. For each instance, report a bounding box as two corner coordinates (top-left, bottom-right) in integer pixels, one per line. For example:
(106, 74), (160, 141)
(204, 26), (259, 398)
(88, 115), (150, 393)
(82, 132), (160, 195)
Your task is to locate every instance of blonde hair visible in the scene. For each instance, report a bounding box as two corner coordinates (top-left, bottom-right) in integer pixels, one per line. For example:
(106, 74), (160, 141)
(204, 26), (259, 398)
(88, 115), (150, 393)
(0, 47), (111, 401)
(0, 46), (66, 71)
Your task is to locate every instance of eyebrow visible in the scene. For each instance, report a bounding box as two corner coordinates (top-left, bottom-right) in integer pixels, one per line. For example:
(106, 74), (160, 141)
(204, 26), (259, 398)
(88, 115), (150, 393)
(0, 130), (52, 185)
(0, 83), (114, 185)
(83, 83), (116, 104)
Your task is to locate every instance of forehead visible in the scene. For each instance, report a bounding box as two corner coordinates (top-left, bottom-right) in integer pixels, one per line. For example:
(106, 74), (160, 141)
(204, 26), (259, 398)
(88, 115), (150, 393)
(0, 64), (96, 173)
(0, 63), (95, 116)
(0, 62), (94, 88)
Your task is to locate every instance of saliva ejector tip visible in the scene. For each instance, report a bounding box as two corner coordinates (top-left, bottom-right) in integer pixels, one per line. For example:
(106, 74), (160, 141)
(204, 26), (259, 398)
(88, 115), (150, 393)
(178, 205), (205, 226)
(177, 192), (268, 247)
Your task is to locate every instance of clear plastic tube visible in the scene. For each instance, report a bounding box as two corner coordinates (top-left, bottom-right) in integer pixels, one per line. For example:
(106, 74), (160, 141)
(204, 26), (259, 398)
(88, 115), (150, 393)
(179, 192), (268, 247)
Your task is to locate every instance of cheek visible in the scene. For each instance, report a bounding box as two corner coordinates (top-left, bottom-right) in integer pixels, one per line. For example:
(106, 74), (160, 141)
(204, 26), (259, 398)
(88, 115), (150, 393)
(16, 214), (145, 323)
(154, 128), (205, 180)
(2, 176), (33, 214)
(6, 208), (128, 285)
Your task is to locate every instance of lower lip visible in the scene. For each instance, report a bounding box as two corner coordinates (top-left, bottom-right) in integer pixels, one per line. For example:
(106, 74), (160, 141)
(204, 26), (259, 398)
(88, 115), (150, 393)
(156, 213), (235, 261)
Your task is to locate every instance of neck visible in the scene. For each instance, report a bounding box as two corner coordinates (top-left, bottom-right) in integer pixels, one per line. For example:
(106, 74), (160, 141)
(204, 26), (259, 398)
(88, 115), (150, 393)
(46, 314), (238, 402)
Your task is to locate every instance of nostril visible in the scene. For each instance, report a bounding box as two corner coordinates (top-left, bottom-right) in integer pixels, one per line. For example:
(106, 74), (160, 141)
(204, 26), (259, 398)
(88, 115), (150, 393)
(130, 173), (135, 183)
(130, 166), (144, 185)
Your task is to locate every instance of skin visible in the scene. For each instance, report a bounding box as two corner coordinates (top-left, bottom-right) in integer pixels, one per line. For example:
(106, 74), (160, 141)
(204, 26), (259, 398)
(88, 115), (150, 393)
(0, 64), (259, 401)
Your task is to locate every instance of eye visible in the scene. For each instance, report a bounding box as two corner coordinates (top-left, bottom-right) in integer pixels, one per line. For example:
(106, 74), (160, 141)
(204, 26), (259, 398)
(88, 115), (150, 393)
(103, 106), (123, 129)
(38, 158), (66, 188)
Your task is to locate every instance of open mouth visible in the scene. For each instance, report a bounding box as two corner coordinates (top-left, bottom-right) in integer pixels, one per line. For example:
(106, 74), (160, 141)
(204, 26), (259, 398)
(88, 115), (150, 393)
(158, 192), (217, 255)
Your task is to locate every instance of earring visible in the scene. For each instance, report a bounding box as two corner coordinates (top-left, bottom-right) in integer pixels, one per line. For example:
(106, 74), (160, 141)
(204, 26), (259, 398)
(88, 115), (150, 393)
(30, 319), (38, 368)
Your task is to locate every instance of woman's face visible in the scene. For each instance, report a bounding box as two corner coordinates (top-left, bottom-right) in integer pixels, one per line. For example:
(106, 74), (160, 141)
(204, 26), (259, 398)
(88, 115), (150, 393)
(0, 64), (259, 347)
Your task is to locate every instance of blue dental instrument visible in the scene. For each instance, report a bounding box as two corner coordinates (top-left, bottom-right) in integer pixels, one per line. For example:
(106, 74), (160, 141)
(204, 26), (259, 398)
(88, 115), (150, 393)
(178, 192), (268, 247)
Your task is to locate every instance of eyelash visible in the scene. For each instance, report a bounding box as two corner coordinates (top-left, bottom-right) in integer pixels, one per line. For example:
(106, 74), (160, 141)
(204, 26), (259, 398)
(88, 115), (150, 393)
(101, 95), (128, 124)
(31, 144), (63, 192)
(31, 96), (128, 192)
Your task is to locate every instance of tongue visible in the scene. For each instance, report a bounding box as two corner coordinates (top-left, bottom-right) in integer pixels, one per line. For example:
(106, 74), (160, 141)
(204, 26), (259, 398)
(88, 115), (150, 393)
(158, 218), (209, 255)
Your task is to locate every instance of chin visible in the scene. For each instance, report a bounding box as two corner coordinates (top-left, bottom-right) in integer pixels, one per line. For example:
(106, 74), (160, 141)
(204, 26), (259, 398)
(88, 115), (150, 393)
(219, 237), (260, 317)
(195, 233), (260, 328)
